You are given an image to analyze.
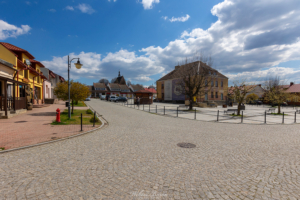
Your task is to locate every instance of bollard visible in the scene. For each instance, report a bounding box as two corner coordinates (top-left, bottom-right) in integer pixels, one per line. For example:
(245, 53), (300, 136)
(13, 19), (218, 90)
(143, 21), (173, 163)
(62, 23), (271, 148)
(177, 107), (178, 117)
(265, 111), (266, 124)
(156, 105), (157, 113)
(194, 109), (196, 120)
(217, 110), (219, 121)
(81, 113), (83, 131)
(143, 104), (144, 110)
(241, 111), (243, 123)
(295, 112), (297, 123)
(282, 112), (284, 124)
(127, 101), (128, 107)
(134, 103), (135, 109)
(93, 111), (96, 127)
(164, 106), (165, 115)
(56, 108), (61, 123)
(149, 104), (150, 112)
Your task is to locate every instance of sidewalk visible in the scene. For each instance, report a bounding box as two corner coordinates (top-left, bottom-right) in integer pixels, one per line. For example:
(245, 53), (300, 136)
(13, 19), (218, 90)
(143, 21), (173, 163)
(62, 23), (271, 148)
(0, 101), (99, 150)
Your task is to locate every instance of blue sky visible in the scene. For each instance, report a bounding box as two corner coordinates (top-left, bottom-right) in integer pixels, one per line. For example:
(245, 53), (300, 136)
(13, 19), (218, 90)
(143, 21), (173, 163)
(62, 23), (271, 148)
(1, 0), (300, 86)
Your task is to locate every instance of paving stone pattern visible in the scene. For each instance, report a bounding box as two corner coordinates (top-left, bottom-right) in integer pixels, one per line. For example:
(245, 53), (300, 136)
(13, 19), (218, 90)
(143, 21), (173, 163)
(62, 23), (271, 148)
(0, 99), (300, 199)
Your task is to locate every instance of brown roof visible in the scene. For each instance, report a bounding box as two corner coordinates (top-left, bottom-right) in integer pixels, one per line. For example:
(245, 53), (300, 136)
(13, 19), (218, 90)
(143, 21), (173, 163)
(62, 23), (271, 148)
(93, 83), (106, 89)
(109, 83), (121, 91)
(17, 59), (27, 69)
(158, 61), (228, 81)
(0, 42), (35, 59)
(130, 84), (144, 92)
(119, 84), (130, 91)
(286, 84), (300, 93)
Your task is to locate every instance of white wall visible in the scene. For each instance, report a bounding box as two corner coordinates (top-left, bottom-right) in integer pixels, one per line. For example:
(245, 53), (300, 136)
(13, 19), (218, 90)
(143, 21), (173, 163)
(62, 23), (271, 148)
(44, 80), (52, 99)
(164, 80), (172, 100)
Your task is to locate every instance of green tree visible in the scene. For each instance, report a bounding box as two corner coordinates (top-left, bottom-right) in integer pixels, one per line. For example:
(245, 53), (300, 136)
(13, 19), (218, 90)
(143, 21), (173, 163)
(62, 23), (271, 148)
(54, 81), (91, 114)
(246, 93), (259, 103)
(264, 76), (290, 114)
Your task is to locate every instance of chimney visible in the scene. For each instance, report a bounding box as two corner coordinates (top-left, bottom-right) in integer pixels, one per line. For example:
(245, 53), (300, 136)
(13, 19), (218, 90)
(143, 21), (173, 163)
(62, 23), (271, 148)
(290, 82), (294, 86)
(175, 65), (180, 70)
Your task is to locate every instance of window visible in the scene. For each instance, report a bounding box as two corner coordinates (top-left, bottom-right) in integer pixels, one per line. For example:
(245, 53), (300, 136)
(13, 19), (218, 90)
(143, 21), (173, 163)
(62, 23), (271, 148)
(221, 93), (223, 100)
(211, 81), (214, 87)
(25, 70), (28, 79)
(211, 92), (214, 98)
(205, 80), (208, 86)
(162, 84), (164, 89)
(216, 92), (218, 98)
(221, 81), (223, 87)
(215, 81), (218, 87)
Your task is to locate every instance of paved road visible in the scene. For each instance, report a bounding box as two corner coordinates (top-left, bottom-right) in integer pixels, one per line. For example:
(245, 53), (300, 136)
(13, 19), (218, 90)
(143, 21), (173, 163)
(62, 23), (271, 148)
(1, 99), (300, 200)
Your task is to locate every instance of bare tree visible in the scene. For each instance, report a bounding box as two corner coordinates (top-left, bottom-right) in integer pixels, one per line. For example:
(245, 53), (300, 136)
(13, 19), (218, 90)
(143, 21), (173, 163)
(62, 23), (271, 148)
(264, 76), (290, 114)
(229, 79), (255, 115)
(176, 55), (214, 110)
(99, 79), (109, 85)
(111, 77), (117, 83)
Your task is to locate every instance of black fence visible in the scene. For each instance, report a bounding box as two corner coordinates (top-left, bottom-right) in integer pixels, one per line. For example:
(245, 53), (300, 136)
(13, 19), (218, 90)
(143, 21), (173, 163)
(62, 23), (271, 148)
(106, 99), (300, 125)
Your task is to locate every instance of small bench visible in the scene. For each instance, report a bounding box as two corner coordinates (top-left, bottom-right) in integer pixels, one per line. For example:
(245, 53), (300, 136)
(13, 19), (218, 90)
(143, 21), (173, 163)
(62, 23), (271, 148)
(266, 108), (276, 113)
(224, 109), (238, 115)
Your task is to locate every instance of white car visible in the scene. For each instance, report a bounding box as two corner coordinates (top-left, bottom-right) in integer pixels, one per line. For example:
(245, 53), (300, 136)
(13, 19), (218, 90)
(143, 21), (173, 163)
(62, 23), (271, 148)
(109, 95), (118, 102)
(100, 95), (106, 100)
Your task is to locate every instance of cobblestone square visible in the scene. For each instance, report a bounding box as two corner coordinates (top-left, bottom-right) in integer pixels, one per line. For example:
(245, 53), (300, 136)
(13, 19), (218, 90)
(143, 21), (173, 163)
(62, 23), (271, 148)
(1, 99), (300, 199)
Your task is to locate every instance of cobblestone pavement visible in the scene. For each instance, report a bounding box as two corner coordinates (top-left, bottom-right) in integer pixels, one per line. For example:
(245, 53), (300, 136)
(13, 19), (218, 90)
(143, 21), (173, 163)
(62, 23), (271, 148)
(1, 99), (300, 200)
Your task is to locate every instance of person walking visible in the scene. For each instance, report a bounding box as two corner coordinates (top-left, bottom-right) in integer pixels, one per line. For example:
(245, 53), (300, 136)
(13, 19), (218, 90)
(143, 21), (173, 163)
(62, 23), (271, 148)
(137, 97), (140, 108)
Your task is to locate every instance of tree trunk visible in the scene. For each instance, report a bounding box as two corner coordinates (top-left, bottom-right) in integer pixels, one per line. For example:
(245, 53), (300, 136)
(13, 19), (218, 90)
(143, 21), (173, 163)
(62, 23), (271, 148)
(189, 99), (193, 110)
(237, 102), (241, 115)
(72, 100), (74, 114)
(278, 105), (281, 114)
(75, 100), (78, 105)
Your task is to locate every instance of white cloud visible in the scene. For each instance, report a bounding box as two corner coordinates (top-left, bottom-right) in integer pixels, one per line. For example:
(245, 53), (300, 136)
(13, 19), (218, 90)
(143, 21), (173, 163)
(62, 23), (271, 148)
(77, 3), (95, 14)
(25, 1), (30, 5)
(164, 14), (190, 22)
(44, 0), (300, 84)
(49, 9), (56, 12)
(0, 20), (31, 40)
(108, 0), (117, 2)
(140, 0), (159, 10)
(42, 50), (164, 82)
(65, 6), (74, 11)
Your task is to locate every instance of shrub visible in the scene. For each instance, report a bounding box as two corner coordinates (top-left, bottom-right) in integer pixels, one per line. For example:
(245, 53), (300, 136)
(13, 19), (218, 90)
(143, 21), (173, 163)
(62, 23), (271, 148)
(90, 116), (100, 123)
(86, 109), (93, 114)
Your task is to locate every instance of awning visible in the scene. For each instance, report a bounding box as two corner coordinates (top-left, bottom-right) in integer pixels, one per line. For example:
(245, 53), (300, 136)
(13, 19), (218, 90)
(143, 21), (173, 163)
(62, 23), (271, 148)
(0, 75), (28, 85)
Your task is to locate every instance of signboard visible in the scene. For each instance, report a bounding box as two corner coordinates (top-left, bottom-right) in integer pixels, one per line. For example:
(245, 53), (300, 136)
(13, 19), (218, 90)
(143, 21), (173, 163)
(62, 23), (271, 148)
(172, 79), (185, 101)
(164, 80), (172, 100)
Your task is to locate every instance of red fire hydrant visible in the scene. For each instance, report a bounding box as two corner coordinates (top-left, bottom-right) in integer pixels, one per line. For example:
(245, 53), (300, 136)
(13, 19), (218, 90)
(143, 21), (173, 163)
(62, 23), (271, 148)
(56, 108), (61, 123)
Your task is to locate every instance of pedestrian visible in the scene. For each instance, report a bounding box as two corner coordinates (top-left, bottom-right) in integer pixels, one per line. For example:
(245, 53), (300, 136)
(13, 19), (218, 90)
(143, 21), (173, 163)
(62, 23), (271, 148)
(137, 97), (140, 108)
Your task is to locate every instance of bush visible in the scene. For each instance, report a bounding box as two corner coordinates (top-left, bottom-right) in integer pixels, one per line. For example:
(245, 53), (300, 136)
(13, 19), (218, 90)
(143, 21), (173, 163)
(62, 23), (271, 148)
(86, 109), (93, 114)
(90, 116), (100, 123)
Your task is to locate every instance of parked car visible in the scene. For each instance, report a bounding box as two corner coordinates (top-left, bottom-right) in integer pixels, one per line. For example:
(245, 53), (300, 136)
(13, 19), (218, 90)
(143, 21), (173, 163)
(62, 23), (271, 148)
(100, 95), (106, 100)
(85, 97), (91, 101)
(116, 96), (127, 102)
(109, 95), (118, 102)
(249, 100), (262, 105)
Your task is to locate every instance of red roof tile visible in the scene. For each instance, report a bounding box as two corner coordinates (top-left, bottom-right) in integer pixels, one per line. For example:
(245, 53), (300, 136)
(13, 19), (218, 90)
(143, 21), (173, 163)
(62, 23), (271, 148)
(286, 84), (300, 93)
(29, 59), (45, 68)
(145, 88), (157, 93)
(0, 42), (35, 59)
(135, 89), (153, 93)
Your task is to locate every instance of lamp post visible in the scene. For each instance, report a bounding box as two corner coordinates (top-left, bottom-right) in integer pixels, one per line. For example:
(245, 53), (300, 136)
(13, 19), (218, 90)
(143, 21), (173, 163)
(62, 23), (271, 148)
(68, 55), (82, 119)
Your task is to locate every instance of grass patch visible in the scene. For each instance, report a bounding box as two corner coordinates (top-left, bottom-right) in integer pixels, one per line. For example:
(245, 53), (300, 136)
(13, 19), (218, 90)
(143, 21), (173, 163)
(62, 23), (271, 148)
(51, 109), (101, 125)
(0, 147), (5, 151)
(71, 101), (87, 107)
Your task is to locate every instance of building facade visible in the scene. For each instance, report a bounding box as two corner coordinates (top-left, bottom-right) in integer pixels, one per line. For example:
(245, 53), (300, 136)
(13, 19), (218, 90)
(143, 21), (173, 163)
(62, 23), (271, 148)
(156, 62), (229, 104)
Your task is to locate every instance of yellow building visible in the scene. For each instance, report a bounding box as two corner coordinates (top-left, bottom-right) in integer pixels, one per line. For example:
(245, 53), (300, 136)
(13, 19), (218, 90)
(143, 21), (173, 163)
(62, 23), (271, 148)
(0, 42), (47, 105)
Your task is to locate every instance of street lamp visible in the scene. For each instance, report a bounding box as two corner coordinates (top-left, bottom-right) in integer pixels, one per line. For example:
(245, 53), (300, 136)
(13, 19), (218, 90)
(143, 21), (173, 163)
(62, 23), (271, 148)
(68, 55), (82, 119)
